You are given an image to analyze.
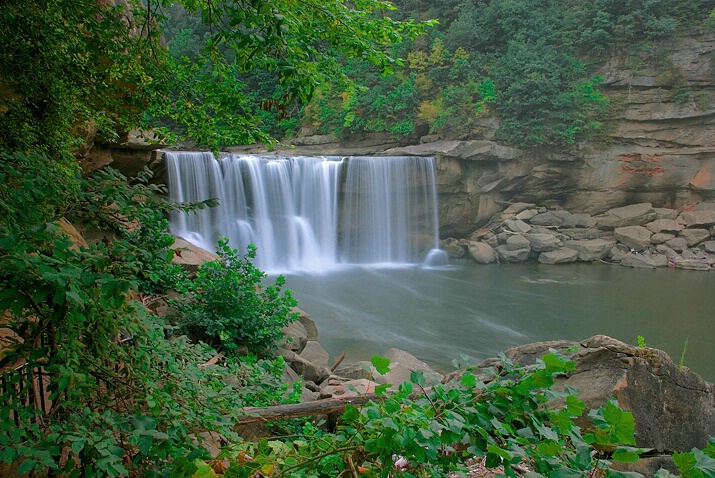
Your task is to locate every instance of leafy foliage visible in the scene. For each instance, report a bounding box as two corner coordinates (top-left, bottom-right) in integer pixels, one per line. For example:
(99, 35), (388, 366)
(173, 238), (298, 354)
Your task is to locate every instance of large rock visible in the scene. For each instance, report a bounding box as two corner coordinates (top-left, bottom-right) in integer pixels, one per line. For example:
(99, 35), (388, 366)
(679, 228), (711, 247)
(620, 252), (657, 268)
(538, 248), (579, 264)
(666, 236), (689, 252)
(171, 237), (221, 273)
(277, 349), (331, 384)
(498, 336), (715, 453)
(679, 210), (715, 228)
(650, 233), (676, 244)
(376, 348), (443, 389)
(468, 241), (497, 264)
(614, 226), (653, 251)
(595, 203), (657, 229)
(504, 219), (532, 234)
(496, 244), (530, 263)
(565, 239), (615, 261)
(505, 234), (531, 251)
(525, 233), (562, 252)
(675, 258), (711, 271)
(441, 238), (467, 258)
(530, 210), (576, 228)
(299, 341), (329, 368)
(645, 219), (683, 234)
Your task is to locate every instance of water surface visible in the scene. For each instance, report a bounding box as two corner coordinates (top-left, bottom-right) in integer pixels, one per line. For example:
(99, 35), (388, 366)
(280, 263), (715, 381)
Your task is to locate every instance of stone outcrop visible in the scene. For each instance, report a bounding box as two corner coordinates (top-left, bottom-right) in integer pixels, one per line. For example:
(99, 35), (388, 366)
(441, 202), (715, 270)
(483, 336), (715, 454)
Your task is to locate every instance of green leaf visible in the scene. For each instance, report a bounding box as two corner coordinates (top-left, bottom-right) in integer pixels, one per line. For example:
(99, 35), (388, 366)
(536, 440), (562, 457)
(371, 355), (390, 375)
(613, 446), (646, 463)
(375, 383), (390, 396)
(674, 451), (697, 474)
(461, 373), (476, 387)
(694, 448), (715, 477)
(17, 459), (38, 475)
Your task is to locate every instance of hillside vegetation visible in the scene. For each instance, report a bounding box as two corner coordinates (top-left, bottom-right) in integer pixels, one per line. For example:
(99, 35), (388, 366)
(209, 0), (713, 149)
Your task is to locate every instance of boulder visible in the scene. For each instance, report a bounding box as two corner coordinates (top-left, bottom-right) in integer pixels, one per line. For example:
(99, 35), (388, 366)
(299, 341), (329, 368)
(561, 228), (606, 240)
(468, 241), (497, 264)
(515, 209), (539, 221)
(171, 237), (221, 273)
(334, 361), (377, 381)
(320, 377), (379, 398)
(703, 241), (715, 253)
(506, 234), (531, 251)
(679, 210), (715, 228)
(620, 252), (657, 268)
(646, 252), (669, 267)
(666, 237), (689, 252)
(679, 228), (710, 247)
(525, 233), (562, 252)
(496, 244), (530, 263)
(595, 203), (657, 229)
(376, 348), (443, 389)
(294, 308), (319, 342)
(277, 349), (331, 384)
(572, 213), (593, 228)
(503, 202), (537, 215)
(58, 218), (89, 251)
(694, 202), (715, 212)
(645, 219), (683, 234)
(538, 248), (579, 264)
(530, 210), (576, 228)
(650, 233), (675, 244)
(499, 335), (715, 453)
(441, 238), (467, 258)
(675, 259), (711, 271)
(280, 321), (309, 353)
(654, 208), (679, 220)
(565, 239), (615, 262)
(609, 243), (629, 261)
(655, 244), (679, 260)
(614, 226), (653, 251)
(504, 219), (532, 234)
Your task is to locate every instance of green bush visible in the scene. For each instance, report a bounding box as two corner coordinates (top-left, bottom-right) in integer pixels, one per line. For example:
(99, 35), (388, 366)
(173, 238), (298, 354)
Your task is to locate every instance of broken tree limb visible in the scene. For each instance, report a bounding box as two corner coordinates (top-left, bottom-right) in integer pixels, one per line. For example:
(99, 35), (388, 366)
(233, 393), (380, 425)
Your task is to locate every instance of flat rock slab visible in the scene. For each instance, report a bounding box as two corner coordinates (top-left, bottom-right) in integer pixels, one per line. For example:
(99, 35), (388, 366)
(538, 247), (579, 264)
(614, 226), (653, 251)
(595, 203), (656, 229)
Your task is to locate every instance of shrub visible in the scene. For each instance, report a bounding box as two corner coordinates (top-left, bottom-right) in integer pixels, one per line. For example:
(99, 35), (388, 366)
(173, 238), (298, 354)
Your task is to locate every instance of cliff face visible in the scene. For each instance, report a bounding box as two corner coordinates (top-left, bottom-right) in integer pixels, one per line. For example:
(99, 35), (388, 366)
(383, 32), (715, 236)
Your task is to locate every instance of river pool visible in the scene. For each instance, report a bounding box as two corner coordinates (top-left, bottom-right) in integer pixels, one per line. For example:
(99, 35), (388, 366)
(279, 263), (715, 381)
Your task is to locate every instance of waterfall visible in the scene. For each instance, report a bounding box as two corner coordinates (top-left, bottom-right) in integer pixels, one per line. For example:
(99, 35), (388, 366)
(166, 152), (445, 272)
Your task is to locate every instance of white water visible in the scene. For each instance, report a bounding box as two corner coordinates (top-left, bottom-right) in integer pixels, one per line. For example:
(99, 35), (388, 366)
(166, 152), (447, 272)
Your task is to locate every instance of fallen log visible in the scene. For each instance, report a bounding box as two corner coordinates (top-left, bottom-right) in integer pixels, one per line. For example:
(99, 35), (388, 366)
(234, 393), (381, 425)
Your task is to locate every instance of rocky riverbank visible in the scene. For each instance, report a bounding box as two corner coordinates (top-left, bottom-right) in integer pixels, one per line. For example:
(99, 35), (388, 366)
(274, 311), (715, 476)
(440, 202), (715, 270)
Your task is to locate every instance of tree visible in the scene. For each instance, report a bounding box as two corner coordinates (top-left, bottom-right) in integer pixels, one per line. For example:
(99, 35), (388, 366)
(0, 0), (431, 160)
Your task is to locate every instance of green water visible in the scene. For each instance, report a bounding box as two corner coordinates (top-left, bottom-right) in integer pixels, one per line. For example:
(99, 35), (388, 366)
(281, 263), (715, 381)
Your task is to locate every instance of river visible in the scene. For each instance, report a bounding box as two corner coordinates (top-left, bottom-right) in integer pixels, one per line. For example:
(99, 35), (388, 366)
(280, 263), (715, 381)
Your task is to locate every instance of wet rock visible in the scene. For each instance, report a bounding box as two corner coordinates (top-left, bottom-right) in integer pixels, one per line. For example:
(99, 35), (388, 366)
(645, 219), (683, 234)
(614, 226), (653, 251)
(565, 239), (615, 262)
(468, 241), (497, 264)
(679, 228), (710, 247)
(525, 233), (562, 252)
(620, 252), (657, 268)
(595, 203), (656, 229)
(538, 248), (579, 264)
(679, 210), (715, 228)
(675, 259), (711, 271)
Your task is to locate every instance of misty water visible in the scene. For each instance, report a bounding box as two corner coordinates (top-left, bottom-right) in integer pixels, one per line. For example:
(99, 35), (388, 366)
(280, 263), (715, 381)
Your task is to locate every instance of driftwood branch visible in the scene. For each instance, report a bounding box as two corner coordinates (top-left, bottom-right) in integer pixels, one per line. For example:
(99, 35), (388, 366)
(234, 393), (381, 425)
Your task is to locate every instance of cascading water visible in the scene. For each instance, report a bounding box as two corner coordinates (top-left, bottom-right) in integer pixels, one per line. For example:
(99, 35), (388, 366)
(166, 152), (446, 272)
